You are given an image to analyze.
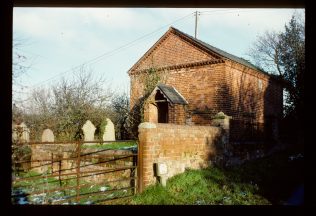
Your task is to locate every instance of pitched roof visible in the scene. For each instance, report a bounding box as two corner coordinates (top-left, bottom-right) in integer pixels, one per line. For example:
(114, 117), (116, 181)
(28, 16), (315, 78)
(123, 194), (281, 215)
(170, 27), (266, 73)
(156, 83), (188, 105)
(129, 26), (271, 76)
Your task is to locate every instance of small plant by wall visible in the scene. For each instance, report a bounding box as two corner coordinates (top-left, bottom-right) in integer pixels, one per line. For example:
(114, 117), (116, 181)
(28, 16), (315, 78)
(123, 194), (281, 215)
(212, 111), (227, 119)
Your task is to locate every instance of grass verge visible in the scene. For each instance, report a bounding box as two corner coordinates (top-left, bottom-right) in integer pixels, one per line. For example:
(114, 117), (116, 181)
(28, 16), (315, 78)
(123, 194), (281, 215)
(126, 148), (303, 205)
(130, 166), (270, 205)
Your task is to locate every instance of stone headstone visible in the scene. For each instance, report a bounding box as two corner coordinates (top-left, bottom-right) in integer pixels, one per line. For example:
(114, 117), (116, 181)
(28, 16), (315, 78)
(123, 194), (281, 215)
(42, 129), (54, 142)
(12, 123), (18, 141)
(82, 120), (96, 141)
(20, 122), (30, 142)
(12, 122), (30, 142)
(103, 118), (115, 141)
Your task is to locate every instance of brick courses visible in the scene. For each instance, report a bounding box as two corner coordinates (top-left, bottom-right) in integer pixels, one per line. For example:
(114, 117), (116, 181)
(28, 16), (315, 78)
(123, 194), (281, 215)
(129, 27), (283, 128)
(138, 123), (223, 190)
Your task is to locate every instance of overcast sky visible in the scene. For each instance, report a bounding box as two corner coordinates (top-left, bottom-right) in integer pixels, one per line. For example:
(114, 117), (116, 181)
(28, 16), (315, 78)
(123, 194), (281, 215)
(13, 8), (304, 102)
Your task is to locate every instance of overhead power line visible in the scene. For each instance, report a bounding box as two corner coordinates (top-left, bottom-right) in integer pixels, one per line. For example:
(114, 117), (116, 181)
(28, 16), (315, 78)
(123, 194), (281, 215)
(199, 9), (282, 15)
(27, 12), (194, 90)
(19, 9), (272, 92)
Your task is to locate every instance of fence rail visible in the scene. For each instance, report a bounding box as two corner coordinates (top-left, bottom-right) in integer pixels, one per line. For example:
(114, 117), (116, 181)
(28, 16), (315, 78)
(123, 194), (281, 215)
(12, 140), (138, 205)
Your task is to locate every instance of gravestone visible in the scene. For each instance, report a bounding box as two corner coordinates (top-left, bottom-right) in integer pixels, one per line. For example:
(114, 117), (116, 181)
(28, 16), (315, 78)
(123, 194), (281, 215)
(82, 120), (96, 142)
(12, 123), (18, 141)
(12, 122), (30, 142)
(42, 129), (54, 142)
(103, 118), (115, 141)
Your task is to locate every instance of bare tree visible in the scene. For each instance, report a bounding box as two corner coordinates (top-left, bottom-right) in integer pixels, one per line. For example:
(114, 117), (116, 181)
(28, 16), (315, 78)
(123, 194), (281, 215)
(247, 13), (305, 118)
(247, 13), (305, 146)
(24, 66), (113, 141)
(12, 36), (38, 122)
(13, 37), (30, 82)
(110, 92), (130, 139)
(248, 31), (281, 74)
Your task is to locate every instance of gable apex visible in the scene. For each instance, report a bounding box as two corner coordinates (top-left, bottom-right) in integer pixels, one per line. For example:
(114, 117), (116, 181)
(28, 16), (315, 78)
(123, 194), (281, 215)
(128, 26), (221, 74)
(128, 26), (271, 77)
(170, 27), (267, 74)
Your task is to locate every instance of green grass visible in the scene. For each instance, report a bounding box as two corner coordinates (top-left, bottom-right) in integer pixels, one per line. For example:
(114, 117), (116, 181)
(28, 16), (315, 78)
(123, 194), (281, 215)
(82, 141), (137, 150)
(130, 167), (270, 205)
(126, 148), (303, 205)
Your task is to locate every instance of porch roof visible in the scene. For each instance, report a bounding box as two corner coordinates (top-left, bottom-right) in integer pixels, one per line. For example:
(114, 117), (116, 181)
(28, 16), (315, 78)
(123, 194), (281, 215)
(156, 83), (188, 105)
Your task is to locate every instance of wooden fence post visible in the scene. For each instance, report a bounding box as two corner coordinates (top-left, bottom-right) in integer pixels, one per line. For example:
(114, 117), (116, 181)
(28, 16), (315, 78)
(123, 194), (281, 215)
(137, 140), (143, 193)
(76, 141), (81, 203)
(51, 153), (54, 174)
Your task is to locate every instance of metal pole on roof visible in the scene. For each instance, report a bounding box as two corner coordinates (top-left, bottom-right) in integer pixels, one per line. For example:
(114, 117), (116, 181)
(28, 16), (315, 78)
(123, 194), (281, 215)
(194, 11), (198, 39)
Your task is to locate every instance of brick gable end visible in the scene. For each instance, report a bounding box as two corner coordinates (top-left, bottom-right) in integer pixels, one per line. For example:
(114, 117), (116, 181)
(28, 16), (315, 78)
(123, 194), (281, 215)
(132, 33), (217, 72)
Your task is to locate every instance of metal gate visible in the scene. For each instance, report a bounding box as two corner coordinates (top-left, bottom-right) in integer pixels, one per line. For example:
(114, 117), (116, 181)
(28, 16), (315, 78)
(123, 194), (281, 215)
(12, 140), (138, 205)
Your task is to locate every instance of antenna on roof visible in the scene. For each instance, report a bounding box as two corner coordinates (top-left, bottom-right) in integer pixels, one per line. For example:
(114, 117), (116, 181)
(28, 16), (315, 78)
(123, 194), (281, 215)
(194, 11), (199, 39)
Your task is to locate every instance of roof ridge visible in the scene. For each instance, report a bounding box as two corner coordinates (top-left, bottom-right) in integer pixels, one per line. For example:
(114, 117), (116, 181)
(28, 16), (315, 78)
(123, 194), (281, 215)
(170, 27), (268, 74)
(129, 26), (271, 77)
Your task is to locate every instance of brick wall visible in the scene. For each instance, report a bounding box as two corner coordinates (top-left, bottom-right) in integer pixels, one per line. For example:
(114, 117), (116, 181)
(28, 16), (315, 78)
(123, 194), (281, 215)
(144, 103), (158, 123)
(168, 104), (186, 124)
(223, 60), (283, 122)
(131, 62), (283, 123)
(129, 30), (283, 142)
(137, 122), (224, 191)
(131, 64), (226, 124)
(223, 61), (283, 142)
(133, 33), (215, 71)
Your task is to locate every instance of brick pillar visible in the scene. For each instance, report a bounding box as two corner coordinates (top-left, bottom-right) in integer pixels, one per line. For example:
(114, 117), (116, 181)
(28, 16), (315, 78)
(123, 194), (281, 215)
(137, 122), (157, 193)
(210, 112), (232, 166)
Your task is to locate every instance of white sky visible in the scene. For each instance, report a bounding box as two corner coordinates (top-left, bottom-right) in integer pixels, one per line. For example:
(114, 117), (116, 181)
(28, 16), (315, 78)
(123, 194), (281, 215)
(13, 8), (305, 102)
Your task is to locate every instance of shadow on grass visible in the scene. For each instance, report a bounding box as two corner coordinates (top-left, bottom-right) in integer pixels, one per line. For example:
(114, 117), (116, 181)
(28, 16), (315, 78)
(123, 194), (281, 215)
(218, 148), (304, 205)
(126, 147), (303, 205)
